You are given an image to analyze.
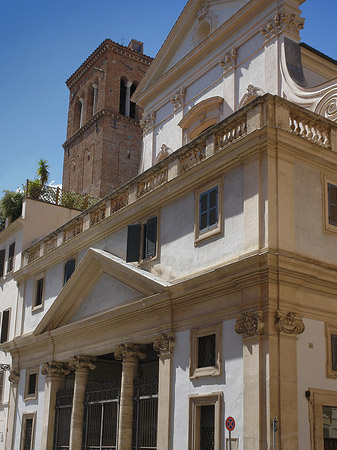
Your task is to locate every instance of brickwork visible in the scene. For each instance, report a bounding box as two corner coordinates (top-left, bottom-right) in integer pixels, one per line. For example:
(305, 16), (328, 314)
(62, 40), (152, 199)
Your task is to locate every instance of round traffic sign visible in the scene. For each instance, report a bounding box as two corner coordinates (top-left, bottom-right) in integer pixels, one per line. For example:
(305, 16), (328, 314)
(225, 416), (235, 431)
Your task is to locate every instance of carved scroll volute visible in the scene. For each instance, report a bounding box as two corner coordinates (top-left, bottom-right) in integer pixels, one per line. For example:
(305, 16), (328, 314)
(8, 370), (20, 386)
(235, 311), (264, 338)
(41, 361), (70, 378)
(68, 355), (96, 372)
(275, 311), (305, 335)
(114, 343), (146, 362)
(153, 333), (175, 359)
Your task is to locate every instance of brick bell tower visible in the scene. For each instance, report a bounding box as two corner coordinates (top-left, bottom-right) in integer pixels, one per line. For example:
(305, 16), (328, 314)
(62, 39), (152, 199)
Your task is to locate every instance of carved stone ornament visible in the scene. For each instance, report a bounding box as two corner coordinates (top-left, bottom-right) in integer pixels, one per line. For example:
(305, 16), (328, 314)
(219, 48), (237, 72)
(8, 370), (20, 385)
(193, 4), (218, 47)
(239, 84), (265, 109)
(68, 355), (96, 372)
(153, 333), (175, 357)
(275, 311), (305, 335)
(171, 88), (186, 110)
(260, 8), (304, 41)
(155, 144), (172, 164)
(140, 111), (156, 134)
(315, 92), (337, 122)
(41, 361), (70, 377)
(235, 312), (264, 338)
(114, 343), (146, 362)
(197, 4), (210, 21)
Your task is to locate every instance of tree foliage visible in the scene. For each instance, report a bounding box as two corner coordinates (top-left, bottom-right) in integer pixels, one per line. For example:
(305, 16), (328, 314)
(37, 159), (50, 185)
(0, 190), (25, 231)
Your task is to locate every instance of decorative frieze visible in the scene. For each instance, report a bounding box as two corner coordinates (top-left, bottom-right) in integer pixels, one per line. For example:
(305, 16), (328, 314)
(137, 167), (168, 198)
(114, 343), (146, 362)
(171, 88), (186, 110)
(110, 193), (129, 213)
(8, 370), (20, 385)
(68, 355), (96, 372)
(153, 333), (175, 357)
(41, 361), (70, 377)
(260, 9), (304, 41)
(140, 111), (156, 134)
(235, 311), (264, 338)
(219, 48), (237, 72)
(63, 219), (83, 243)
(275, 311), (305, 335)
(90, 206), (106, 226)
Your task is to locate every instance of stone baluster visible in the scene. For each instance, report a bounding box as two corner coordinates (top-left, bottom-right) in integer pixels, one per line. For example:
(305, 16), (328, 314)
(68, 355), (96, 450)
(5, 370), (20, 450)
(114, 344), (146, 450)
(40, 362), (70, 450)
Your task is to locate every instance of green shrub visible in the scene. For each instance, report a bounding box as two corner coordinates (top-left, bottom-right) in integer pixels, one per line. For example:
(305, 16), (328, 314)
(0, 190), (24, 230)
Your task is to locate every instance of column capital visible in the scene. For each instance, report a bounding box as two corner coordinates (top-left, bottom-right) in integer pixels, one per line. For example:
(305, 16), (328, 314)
(41, 361), (70, 378)
(153, 333), (175, 358)
(275, 310), (305, 335)
(8, 370), (20, 386)
(114, 343), (146, 362)
(235, 311), (264, 338)
(68, 355), (96, 372)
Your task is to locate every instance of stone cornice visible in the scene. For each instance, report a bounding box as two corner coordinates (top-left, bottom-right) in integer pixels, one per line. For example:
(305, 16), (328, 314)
(66, 39), (152, 89)
(0, 217), (23, 242)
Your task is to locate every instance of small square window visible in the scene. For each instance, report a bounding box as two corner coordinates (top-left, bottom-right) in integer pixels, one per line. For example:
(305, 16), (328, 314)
(190, 324), (222, 379)
(24, 369), (38, 401)
(64, 258), (76, 285)
(326, 324), (337, 378)
(126, 216), (158, 263)
(195, 181), (223, 244)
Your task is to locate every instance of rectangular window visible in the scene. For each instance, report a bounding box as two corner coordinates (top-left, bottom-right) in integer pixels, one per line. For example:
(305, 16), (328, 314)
(328, 183), (337, 226)
(0, 309), (10, 343)
(7, 242), (15, 273)
(323, 406), (337, 444)
(0, 249), (5, 278)
(308, 389), (337, 449)
(64, 258), (76, 285)
(189, 393), (222, 450)
(332, 334), (337, 372)
(126, 216), (158, 263)
(33, 277), (44, 309)
(326, 324), (337, 378)
(20, 413), (36, 450)
(190, 324), (222, 379)
(195, 181), (223, 244)
(24, 369), (38, 400)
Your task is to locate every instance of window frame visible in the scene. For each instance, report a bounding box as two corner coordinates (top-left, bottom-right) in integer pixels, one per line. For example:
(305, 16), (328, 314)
(7, 242), (15, 274)
(308, 388), (337, 450)
(322, 175), (337, 234)
(0, 249), (5, 279)
(32, 274), (45, 311)
(63, 257), (76, 286)
(126, 214), (159, 264)
(20, 412), (36, 450)
(24, 368), (38, 401)
(0, 371), (4, 404)
(190, 323), (222, 379)
(326, 323), (337, 379)
(188, 392), (222, 450)
(195, 179), (223, 245)
(0, 308), (10, 344)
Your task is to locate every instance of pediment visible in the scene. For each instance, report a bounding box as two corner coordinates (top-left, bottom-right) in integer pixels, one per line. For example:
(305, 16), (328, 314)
(134, 0), (250, 103)
(35, 248), (170, 335)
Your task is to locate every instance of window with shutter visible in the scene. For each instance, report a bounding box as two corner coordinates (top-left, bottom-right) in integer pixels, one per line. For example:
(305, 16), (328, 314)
(7, 242), (15, 273)
(332, 334), (337, 371)
(0, 309), (10, 343)
(328, 184), (337, 226)
(195, 181), (223, 244)
(126, 216), (158, 263)
(64, 258), (76, 285)
(34, 277), (44, 308)
(0, 250), (5, 278)
(144, 217), (157, 259)
(126, 224), (141, 262)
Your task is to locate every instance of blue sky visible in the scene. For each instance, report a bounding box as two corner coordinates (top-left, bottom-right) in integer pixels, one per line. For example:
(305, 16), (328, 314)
(0, 0), (336, 194)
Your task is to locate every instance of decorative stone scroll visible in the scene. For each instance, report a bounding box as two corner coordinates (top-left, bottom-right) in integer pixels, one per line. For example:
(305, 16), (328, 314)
(140, 111), (156, 134)
(114, 343), (146, 362)
(41, 361), (70, 377)
(68, 355), (96, 372)
(8, 370), (20, 385)
(260, 9), (304, 41)
(235, 311), (264, 338)
(275, 311), (305, 335)
(171, 88), (186, 110)
(238, 85), (265, 109)
(153, 333), (175, 358)
(315, 93), (337, 123)
(219, 48), (237, 73)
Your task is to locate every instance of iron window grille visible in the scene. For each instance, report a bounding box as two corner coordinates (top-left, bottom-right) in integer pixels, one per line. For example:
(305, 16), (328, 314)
(332, 334), (337, 371)
(198, 334), (216, 368)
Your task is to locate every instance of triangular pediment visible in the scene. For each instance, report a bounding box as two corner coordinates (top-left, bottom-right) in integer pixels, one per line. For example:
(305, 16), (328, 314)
(35, 248), (170, 335)
(135, 0), (250, 103)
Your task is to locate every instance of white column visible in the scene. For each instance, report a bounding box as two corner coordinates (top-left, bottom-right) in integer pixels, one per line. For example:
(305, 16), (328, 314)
(5, 370), (20, 450)
(125, 80), (133, 118)
(79, 98), (85, 128)
(92, 84), (98, 116)
(68, 355), (96, 450)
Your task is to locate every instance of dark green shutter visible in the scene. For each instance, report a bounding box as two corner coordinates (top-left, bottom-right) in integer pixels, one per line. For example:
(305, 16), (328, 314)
(0, 250), (5, 278)
(0, 310), (9, 343)
(332, 334), (337, 371)
(64, 259), (75, 285)
(145, 217), (157, 258)
(126, 224), (141, 262)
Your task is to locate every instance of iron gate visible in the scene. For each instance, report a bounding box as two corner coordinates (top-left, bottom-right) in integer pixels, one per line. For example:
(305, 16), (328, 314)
(132, 376), (158, 450)
(54, 387), (74, 449)
(82, 380), (120, 450)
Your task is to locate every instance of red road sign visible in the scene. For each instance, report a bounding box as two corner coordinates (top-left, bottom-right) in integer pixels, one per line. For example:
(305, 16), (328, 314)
(226, 416), (235, 431)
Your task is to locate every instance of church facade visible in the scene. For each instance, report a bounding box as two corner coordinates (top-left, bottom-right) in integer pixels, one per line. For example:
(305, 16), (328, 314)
(1, 1), (337, 450)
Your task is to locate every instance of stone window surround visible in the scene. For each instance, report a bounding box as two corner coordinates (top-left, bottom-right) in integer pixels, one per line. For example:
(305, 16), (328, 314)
(326, 323), (337, 379)
(190, 323), (222, 379)
(188, 392), (222, 450)
(308, 388), (337, 450)
(24, 368), (38, 401)
(32, 273), (45, 312)
(194, 179), (223, 245)
(19, 411), (36, 450)
(322, 174), (337, 235)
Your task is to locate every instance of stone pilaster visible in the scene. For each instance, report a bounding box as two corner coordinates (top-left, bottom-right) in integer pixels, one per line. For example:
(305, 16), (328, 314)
(114, 344), (146, 450)
(40, 362), (70, 450)
(68, 355), (96, 450)
(5, 370), (20, 450)
(153, 333), (175, 450)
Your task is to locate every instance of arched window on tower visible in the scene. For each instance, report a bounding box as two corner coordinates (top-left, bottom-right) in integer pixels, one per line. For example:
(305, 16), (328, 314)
(119, 77), (127, 116)
(119, 78), (138, 119)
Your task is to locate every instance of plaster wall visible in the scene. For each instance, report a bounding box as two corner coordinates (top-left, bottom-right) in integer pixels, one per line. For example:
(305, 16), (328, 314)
(171, 321), (243, 450)
(13, 368), (45, 450)
(297, 319), (337, 450)
(294, 162), (337, 265)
